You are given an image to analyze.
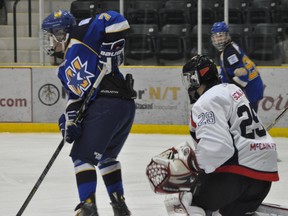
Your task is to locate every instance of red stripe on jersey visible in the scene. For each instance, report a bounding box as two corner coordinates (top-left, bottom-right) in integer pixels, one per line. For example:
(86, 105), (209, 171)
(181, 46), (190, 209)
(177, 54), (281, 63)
(215, 165), (279, 182)
(190, 116), (197, 128)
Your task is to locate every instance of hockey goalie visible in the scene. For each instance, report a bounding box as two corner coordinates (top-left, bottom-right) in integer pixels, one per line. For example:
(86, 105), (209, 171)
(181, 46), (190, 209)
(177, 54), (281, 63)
(146, 141), (207, 216)
(146, 141), (287, 216)
(146, 55), (284, 216)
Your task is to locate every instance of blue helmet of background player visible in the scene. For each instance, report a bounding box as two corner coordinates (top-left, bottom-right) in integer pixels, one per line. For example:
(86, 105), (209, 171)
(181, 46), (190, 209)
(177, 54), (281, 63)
(211, 21), (231, 51)
(41, 10), (76, 57)
(182, 55), (220, 103)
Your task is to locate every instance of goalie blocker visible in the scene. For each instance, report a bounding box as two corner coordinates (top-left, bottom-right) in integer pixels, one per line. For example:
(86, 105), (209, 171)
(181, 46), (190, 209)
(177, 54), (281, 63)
(146, 141), (201, 194)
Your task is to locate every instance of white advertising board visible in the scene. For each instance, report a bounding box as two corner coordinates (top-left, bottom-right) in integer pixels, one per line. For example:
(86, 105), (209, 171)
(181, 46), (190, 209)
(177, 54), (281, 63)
(30, 67), (189, 124)
(0, 67), (287, 128)
(32, 68), (66, 122)
(257, 68), (288, 128)
(0, 68), (32, 122)
(123, 67), (189, 125)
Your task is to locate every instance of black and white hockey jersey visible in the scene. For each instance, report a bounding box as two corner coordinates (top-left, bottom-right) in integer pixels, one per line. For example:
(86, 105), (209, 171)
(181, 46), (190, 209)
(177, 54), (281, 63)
(190, 83), (279, 182)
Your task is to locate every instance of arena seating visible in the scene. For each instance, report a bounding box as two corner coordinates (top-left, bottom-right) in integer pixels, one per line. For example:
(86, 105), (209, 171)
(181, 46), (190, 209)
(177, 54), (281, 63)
(1, 0), (288, 65)
(67, 0), (288, 65)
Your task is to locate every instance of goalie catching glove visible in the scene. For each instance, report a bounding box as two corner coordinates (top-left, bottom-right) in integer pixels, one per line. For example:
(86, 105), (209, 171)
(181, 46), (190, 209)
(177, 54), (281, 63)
(146, 141), (201, 194)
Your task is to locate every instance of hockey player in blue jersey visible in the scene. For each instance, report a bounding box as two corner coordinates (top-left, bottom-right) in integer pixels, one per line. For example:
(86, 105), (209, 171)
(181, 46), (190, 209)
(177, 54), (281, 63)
(41, 9), (136, 216)
(211, 21), (264, 112)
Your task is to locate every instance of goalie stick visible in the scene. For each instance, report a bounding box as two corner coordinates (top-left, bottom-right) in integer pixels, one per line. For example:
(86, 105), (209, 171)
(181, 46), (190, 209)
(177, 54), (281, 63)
(15, 68), (107, 216)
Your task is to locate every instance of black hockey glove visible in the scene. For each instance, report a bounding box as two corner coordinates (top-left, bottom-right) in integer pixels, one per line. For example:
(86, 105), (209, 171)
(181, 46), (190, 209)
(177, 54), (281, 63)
(58, 110), (81, 144)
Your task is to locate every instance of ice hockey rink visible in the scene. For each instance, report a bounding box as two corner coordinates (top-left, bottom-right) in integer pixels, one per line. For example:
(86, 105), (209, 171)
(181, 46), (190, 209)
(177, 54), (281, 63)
(1, 133), (287, 216)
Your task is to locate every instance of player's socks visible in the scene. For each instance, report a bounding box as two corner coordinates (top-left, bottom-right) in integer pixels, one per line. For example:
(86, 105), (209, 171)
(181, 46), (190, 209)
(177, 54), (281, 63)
(99, 160), (131, 215)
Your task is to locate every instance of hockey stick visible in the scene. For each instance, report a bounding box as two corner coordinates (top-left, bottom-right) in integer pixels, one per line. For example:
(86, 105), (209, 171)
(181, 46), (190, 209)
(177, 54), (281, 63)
(265, 106), (288, 163)
(266, 106), (288, 131)
(16, 69), (106, 216)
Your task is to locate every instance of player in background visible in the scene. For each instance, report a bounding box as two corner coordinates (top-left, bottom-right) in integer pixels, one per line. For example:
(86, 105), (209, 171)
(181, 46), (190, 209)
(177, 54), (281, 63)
(41, 9), (136, 216)
(211, 21), (264, 112)
(146, 55), (279, 216)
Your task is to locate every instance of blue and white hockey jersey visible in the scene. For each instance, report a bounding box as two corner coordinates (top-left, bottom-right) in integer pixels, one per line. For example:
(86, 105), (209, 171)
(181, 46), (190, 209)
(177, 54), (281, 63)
(58, 11), (130, 100)
(219, 42), (264, 104)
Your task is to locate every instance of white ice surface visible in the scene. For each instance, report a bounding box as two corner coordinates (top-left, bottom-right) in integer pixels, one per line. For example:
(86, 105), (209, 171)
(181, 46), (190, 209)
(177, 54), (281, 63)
(0, 133), (287, 216)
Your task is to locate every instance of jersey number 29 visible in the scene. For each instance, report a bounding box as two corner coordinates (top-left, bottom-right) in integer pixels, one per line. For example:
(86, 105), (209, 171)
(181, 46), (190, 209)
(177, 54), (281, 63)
(237, 104), (266, 139)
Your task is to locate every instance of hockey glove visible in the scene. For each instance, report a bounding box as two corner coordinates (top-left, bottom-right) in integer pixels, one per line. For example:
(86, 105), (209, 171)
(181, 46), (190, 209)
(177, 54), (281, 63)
(146, 141), (200, 194)
(232, 76), (248, 88)
(232, 67), (248, 88)
(99, 39), (125, 74)
(58, 110), (82, 144)
(234, 67), (248, 77)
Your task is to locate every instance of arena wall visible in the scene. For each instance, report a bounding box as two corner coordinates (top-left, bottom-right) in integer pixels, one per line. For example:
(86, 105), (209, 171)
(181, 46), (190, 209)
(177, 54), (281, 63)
(0, 66), (287, 137)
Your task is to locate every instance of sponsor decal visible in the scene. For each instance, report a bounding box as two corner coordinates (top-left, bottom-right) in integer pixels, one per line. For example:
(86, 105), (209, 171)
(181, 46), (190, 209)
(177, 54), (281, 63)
(38, 84), (60, 106)
(0, 98), (27, 107)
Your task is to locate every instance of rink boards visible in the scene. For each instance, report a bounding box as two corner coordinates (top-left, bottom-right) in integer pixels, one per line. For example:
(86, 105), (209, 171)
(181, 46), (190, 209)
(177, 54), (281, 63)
(0, 66), (287, 136)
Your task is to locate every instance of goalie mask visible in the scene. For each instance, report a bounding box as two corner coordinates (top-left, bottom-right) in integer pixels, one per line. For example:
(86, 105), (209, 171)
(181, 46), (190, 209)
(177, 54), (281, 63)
(182, 55), (220, 104)
(146, 141), (200, 194)
(41, 10), (76, 58)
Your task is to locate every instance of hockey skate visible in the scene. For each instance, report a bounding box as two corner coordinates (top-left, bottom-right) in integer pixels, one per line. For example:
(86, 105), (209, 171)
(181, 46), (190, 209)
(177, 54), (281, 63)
(75, 202), (98, 216)
(75, 195), (99, 216)
(110, 192), (131, 216)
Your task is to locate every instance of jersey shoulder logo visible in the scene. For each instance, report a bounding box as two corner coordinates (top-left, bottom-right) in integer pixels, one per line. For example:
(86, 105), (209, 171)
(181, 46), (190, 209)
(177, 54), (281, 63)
(231, 88), (245, 101)
(65, 57), (94, 97)
(98, 13), (111, 21)
(227, 54), (239, 65)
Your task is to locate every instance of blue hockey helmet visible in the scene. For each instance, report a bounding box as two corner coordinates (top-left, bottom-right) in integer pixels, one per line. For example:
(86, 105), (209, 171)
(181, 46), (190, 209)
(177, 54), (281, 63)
(42, 10), (76, 35)
(211, 21), (229, 34)
(41, 10), (76, 57)
(210, 21), (231, 51)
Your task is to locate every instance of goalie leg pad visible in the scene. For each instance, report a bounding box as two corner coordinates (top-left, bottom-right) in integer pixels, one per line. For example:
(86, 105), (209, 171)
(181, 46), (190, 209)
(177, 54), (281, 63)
(164, 193), (188, 216)
(164, 192), (206, 216)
